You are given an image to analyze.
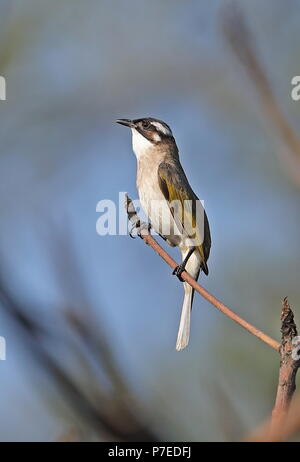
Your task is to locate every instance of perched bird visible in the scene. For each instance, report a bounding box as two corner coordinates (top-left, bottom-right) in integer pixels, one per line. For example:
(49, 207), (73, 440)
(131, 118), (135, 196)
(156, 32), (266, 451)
(116, 117), (211, 350)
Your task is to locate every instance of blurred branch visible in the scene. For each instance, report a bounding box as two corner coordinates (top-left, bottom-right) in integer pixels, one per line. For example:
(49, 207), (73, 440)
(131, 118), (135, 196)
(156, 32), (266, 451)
(0, 276), (158, 442)
(125, 194), (280, 351)
(246, 392), (300, 442)
(272, 298), (300, 423)
(221, 2), (300, 185)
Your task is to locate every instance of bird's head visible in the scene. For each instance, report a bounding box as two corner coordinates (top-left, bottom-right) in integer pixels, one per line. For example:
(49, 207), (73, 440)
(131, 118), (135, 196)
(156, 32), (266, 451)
(116, 117), (175, 158)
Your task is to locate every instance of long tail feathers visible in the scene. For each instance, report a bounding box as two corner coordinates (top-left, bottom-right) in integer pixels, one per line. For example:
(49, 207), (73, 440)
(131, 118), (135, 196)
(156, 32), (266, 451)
(176, 284), (193, 351)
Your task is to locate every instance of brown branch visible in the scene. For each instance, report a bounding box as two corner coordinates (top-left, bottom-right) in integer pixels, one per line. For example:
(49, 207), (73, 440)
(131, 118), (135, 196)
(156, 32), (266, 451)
(125, 194), (280, 352)
(271, 298), (300, 423)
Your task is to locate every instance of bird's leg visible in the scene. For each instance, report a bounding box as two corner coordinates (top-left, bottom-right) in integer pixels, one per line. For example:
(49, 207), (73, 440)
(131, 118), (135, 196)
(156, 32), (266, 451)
(172, 247), (196, 282)
(129, 219), (151, 239)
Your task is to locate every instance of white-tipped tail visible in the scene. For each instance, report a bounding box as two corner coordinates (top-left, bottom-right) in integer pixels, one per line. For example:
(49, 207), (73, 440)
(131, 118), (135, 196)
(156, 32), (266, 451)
(176, 283), (193, 351)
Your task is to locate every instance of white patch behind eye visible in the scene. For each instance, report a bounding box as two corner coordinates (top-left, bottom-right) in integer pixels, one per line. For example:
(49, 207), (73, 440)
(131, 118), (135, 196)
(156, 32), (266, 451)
(151, 121), (172, 136)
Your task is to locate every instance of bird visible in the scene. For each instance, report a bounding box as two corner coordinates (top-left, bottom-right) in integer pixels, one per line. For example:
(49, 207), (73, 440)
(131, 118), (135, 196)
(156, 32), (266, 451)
(116, 117), (211, 351)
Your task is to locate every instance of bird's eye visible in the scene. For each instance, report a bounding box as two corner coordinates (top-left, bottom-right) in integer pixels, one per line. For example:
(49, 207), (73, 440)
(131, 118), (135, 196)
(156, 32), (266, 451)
(142, 120), (151, 130)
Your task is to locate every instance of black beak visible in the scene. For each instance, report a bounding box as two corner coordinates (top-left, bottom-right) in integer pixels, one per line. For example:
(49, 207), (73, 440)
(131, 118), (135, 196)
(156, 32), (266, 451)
(116, 119), (135, 128)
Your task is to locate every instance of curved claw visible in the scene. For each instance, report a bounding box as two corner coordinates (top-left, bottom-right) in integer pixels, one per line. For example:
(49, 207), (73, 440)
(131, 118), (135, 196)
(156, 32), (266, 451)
(129, 220), (151, 239)
(129, 222), (138, 238)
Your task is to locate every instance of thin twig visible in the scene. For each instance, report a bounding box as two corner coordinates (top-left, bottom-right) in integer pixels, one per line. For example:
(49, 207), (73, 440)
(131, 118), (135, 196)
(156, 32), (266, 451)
(271, 298), (300, 423)
(125, 194), (280, 352)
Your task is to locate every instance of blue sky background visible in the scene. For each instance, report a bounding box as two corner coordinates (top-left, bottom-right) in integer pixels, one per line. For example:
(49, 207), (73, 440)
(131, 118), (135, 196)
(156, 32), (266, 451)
(0, 0), (299, 441)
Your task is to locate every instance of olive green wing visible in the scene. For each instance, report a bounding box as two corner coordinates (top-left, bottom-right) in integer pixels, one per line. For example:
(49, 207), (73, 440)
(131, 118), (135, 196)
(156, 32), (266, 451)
(158, 161), (211, 274)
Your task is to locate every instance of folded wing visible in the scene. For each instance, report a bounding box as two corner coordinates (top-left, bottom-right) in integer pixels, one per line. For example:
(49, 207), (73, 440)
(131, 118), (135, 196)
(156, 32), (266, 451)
(158, 161), (211, 275)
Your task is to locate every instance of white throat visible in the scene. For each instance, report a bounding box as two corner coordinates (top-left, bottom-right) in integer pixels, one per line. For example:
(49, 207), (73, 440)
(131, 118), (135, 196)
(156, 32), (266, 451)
(131, 128), (153, 159)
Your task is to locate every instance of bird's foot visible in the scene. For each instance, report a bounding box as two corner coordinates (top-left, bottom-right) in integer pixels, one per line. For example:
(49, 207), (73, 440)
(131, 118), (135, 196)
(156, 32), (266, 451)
(172, 263), (186, 282)
(129, 220), (151, 239)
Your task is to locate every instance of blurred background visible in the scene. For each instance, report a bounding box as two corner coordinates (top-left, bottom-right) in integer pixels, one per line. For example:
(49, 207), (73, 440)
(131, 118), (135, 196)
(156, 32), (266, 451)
(0, 0), (299, 441)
